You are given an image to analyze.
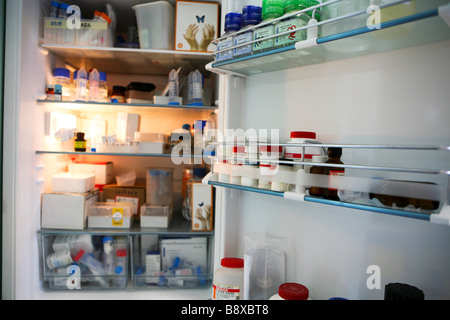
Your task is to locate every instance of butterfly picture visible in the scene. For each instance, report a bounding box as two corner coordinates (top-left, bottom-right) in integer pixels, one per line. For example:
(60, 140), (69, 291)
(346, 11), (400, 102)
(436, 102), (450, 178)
(196, 15), (205, 23)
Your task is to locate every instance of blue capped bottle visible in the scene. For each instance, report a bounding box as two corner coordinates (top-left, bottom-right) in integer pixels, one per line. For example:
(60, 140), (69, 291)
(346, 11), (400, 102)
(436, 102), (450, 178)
(233, 0), (262, 58)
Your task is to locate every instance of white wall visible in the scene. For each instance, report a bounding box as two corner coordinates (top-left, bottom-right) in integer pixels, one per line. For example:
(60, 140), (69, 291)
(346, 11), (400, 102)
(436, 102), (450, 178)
(221, 40), (450, 299)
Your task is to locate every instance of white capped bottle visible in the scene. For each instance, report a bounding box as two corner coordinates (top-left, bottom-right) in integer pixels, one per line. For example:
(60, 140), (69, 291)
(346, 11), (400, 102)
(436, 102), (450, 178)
(212, 258), (244, 300)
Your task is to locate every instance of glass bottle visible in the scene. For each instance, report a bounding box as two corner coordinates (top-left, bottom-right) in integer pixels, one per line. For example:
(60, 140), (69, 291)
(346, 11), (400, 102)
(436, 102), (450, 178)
(53, 68), (71, 101)
(323, 147), (344, 200)
(274, 0), (311, 49)
(74, 132), (87, 152)
(308, 155), (328, 197)
(253, 0), (283, 54)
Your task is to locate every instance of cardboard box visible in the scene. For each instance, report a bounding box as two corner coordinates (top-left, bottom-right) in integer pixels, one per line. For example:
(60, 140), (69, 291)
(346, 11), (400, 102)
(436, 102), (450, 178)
(103, 180), (146, 218)
(160, 237), (208, 271)
(69, 161), (114, 185)
(51, 172), (95, 193)
(175, 0), (219, 52)
(41, 189), (99, 230)
(191, 182), (213, 231)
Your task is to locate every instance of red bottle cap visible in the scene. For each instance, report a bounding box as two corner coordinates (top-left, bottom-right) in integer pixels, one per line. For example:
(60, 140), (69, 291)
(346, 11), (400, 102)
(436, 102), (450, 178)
(260, 145), (283, 152)
(72, 249), (84, 262)
(290, 131), (316, 139)
(116, 249), (127, 257)
(221, 257), (244, 268)
(278, 283), (309, 300)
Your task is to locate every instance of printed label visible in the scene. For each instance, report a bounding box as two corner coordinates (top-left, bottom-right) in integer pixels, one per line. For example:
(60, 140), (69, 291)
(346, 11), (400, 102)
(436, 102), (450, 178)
(217, 37), (233, 61)
(253, 25), (275, 51)
(328, 170), (345, 190)
(234, 31), (252, 56)
(111, 207), (124, 226)
(213, 281), (240, 300)
(275, 17), (307, 46)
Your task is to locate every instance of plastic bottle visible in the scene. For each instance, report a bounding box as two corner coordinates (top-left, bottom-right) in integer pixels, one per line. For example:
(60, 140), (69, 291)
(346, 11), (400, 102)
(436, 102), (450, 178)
(233, 3), (262, 58)
(323, 147), (344, 200)
(284, 131), (325, 170)
(88, 68), (100, 102)
(308, 155), (328, 197)
(54, 84), (62, 101)
(216, 6), (242, 61)
(253, 0), (283, 53)
(270, 282), (310, 300)
(212, 258), (244, 300)
(191, 69), (203, 106)
(50, 1), (60, 18)
(53, 68), (71, 101)
(230, 146), (245, 184)
(74, 132), (87, 152)
(75, 68), (88, 101)
(168, 69), (179, 105)
(98, 72), (108, 102)
(102, 236), (114, 274)
(111, 86), (126, 103)
(46, 249), (83, 270)
(114, 249), (127, 287)
(274, 0), (311, 49)
(78, 250), (109, 288)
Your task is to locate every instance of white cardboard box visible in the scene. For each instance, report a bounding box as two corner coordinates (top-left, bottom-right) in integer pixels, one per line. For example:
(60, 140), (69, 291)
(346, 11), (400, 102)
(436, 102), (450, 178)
(51, 172), (95, 193)
(160, 237), (208, 271)
(191, 182), (213, 231)
(41, 189), (99, 230)
(69, 161), (114, 185)
(174, 0), (219, 52)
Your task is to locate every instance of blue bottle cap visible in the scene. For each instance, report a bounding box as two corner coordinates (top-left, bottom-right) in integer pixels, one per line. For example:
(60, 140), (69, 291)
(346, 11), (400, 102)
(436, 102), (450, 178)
(51, 1), (60, 7)
(115, 266), (123, 274)
(99, 71), (107, 82)
(59, 3), (69, 10)
(182, 123), (191, 131)
(242, 5), (262, 26)
(225, 12), (242, 32)
(54, 67), (70, 79)
(102, 236), (113, 243)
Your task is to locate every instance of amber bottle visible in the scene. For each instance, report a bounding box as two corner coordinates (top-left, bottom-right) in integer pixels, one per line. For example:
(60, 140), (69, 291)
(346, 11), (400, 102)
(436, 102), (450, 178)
(323, 147), (344, 200)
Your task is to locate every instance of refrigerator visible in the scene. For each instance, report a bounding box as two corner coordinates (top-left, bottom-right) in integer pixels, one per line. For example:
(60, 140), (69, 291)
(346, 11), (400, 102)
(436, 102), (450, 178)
(2, 0), (450, 300)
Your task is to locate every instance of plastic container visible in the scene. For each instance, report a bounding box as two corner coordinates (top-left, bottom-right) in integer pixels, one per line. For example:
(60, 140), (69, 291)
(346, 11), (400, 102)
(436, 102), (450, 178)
(270, 282), (310, 300)
(88, 68), (100, 102)
(233, 5), (262, 58)
(114, 249), (128, 287)
(126, 82), (156, 104)
(168, 69), (179, 105)
(146, 168), (174, 208)
(75, 68), (88, 101)
(133, 1), (175, 50)
(99, 72), (108, 102)
(46, 249), (83, 270)
(216, 12), (241, 61)
(213, 258), (244, 300)
(253, 0), (283, 53)
(88, 202), (134, 228)
(284, 131), (324, 165)
(140, 204), (172, 228)
(53, 68), (71, 101)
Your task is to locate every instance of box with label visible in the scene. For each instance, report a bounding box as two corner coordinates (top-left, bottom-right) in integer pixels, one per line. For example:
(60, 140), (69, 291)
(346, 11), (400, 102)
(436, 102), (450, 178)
(191, 182), (213, 231)
(175, 0), (219, 52)
(160, 237), (208, 272)
(103, 180), (146, 218)
(88, 202), (133, 228)
(69, 161), (114, 185)
(41, 189), (99, 230)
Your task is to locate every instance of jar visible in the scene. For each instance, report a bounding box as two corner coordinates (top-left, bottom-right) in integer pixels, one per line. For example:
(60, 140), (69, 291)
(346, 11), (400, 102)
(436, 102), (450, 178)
(323, 147), (344, 200)
(111, 85), (126, 103)
(216, 12), (241, 62)
(241, 161), (258, 187)
(253, 0), (283, 53)
(259, 145), (283, 189)
(274, 0), (310, 49)
(233, 5), (262, 58)
(270, 282), (310, 300)
(284, 131), (325, 171)
(271, 163), (294, 192)
(74, 132), (87, 152)
(53, 68), (71, 101)
(308, 155), (328, 197)
(213, 258), (244, 300)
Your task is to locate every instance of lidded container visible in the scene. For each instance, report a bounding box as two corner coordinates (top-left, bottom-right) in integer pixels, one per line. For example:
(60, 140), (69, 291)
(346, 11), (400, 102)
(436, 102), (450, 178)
(284, 131), (325, 164)
(53, 68), (71, 101)
(213, 257), (244, 300)
(270, 282), (310, 300)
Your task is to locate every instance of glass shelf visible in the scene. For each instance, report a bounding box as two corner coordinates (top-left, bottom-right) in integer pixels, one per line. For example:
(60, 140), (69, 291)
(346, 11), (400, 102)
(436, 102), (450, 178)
(40, 44), (214, 75)
(209, 1), (450, 76)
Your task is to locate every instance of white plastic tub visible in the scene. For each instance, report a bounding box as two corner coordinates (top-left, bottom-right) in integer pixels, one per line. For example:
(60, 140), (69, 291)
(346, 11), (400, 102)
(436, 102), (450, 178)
(133, 1), (174, 50)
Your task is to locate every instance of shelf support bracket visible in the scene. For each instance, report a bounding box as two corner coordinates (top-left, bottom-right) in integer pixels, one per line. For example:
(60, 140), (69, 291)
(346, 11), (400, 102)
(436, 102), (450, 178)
(430, 205), (450, 226)
(205, 62), (248, 78)
(438, 3), (450, 27)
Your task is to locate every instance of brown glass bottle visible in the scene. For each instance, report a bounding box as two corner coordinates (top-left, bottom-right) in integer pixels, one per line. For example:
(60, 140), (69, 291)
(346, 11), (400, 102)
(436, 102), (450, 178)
(323, 147), (344, 200)
(309, 155), (328, 197)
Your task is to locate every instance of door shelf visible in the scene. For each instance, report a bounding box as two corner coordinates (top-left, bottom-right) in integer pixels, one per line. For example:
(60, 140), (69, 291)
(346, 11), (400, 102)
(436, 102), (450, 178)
(208, 1), (450, 77)
(40, 44), (214, 75)
(36, 150), (204, 158)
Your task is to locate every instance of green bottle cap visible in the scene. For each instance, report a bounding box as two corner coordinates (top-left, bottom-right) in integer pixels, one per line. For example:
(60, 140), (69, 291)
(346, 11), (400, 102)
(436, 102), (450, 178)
(262, 0), (283, 20)
(301, 0), (321, 20)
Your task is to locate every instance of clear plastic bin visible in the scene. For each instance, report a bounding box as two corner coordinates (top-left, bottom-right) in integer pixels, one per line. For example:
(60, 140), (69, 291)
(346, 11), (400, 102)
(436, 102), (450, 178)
(43, 17), (113, 47)
(131, 235), (213, 289)
(38, 232), (129, 290)
(88, 202), (134, 228)
(133, 1), (175, 49)
(140, 204), (172, 228)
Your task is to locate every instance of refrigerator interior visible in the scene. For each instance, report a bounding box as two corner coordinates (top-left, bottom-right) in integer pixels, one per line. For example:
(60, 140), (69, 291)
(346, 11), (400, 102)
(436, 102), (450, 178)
(3, 0), (219, 299)
(2, 0), (450, 300)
